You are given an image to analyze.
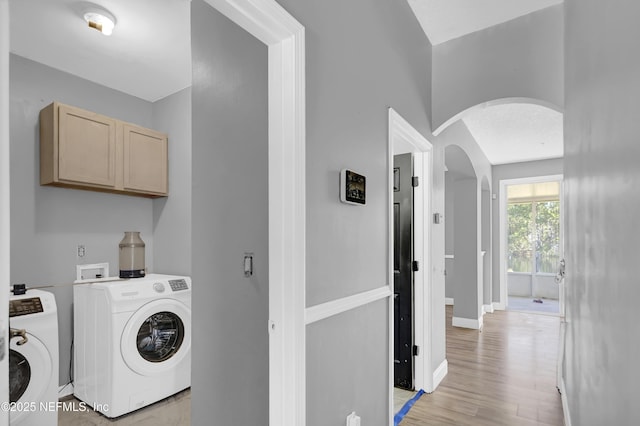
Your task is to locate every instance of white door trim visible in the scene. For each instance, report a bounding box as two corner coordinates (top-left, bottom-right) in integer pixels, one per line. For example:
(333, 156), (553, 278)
(192, 1), (307, 425)
(498, 174), (563, 311)
(1, 0), (10, 421)
(388, 108), (435, 424)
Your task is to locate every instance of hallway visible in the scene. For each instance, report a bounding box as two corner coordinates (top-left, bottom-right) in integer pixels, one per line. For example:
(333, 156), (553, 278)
(400, 306), (564, 425)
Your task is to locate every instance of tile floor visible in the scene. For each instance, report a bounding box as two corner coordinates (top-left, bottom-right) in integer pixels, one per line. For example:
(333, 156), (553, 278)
(58, 388), (190, 425)
(507, 295), (560, 315)
(394, 387), (418, 414)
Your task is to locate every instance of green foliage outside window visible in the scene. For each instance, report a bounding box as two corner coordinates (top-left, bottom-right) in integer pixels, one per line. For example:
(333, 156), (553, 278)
(508, 203), (533, 272)
(508, 200), (559, 273)
(535, 201), (560, 273)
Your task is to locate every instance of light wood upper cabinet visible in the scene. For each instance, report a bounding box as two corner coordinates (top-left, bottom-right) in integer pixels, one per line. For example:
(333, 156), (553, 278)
(57, 104), (117, 187)
(40, 102), (168, 197)
(123, 123), (168, 195)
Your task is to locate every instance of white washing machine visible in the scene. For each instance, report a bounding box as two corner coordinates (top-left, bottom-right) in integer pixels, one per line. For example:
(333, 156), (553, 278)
(9, 289), (59, 426)
(73, 274), (191, 418)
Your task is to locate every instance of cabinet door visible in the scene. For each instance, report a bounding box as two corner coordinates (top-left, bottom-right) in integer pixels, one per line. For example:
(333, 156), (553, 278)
(122, 124), (168, 195)
(58, 105), (117, 187)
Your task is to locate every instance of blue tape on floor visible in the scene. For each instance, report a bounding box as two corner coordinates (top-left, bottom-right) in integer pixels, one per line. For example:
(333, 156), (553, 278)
(394, 389), (425, 426)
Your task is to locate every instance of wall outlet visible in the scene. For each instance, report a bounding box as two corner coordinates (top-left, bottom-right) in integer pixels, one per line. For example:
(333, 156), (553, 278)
(346, 412), (361, 426)
(77, 244), (86, 258)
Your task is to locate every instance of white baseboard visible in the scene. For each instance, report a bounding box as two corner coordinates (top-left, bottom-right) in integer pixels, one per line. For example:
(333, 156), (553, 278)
(493, 302), (505, 311)
(58, 383), (74, 399)
(483, 304), (494, 314)
(558, 377), (572, 426)
(432, 359), (448, 391)
(445, 297), (454, 306)
(452, 316), (482, 330)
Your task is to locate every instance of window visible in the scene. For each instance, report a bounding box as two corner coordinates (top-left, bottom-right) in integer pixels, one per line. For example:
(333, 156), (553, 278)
(507, 182), (560, 274)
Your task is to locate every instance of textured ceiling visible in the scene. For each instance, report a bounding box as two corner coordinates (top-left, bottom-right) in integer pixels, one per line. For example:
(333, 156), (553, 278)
(462, 103), (563, 165)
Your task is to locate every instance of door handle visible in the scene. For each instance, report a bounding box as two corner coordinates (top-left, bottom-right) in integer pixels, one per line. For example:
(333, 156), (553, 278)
(9, 327), (28, 346)
(555, 258), (565, 284)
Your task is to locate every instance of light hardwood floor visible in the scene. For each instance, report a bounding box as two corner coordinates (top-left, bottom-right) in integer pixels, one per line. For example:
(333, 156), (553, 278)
(400, 306), (564, 426)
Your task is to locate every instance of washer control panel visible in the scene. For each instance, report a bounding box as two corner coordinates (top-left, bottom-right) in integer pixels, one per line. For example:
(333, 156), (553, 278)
(169, 279), (189, 292)
(9, 297), (43, 317)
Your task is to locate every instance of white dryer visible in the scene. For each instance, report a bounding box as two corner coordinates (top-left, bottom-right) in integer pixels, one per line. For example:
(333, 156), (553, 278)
(73, 274), (191, 418)
(9, 289), (59, 426)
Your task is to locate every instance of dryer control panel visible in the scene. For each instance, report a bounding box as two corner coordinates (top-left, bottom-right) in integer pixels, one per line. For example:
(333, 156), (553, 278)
(169, 279), (189, 292)
(9, 297), (43, 317)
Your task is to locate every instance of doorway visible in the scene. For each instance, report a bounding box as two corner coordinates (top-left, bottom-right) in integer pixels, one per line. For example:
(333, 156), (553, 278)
(388, 108), (434, 415)
(499, 175), (564, 316)
(393, 152), (414, 390)
(1, 1), (306, 425)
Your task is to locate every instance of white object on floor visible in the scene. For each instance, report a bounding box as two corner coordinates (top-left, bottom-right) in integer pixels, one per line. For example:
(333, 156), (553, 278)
(346, 411), (361, 426)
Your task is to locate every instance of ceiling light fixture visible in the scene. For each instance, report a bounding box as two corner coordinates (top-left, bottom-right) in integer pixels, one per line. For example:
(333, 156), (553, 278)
(83, 7), (116, 36)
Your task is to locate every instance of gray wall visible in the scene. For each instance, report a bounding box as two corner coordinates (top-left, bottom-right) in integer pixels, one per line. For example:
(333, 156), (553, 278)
(9, 54), (156, 386)
(444, 172), (454, 299)
(273, 0), (432, 423)
(152, 87), (192, 276)
(431, 4), (564, 131)
(438, 121), (491, 324)
(481, 186), (491, 306)
(451, 178), (480, 322)
(191, 1), (269, 424)
(490, 158), (563, 304)
(564, 1), (640, 424)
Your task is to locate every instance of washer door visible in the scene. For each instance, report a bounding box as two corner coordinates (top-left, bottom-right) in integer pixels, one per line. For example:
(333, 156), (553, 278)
(121, 299), (191, 376)
(9, 333), (53, 424)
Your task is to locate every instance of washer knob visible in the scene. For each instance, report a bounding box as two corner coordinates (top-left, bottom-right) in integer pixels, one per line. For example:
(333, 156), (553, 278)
(153, 282), (166, 293)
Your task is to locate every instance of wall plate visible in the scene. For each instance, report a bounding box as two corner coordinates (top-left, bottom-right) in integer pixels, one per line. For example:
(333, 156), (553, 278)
(340, 169), (366, 205)
(76, 262), (110, 281)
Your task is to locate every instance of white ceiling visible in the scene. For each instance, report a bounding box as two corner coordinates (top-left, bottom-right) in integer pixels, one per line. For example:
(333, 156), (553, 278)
(462, 103), (563, 165)
(407, 0), (563, 45)
(9, 0), (563, 165)
(10, 0), (191, 102)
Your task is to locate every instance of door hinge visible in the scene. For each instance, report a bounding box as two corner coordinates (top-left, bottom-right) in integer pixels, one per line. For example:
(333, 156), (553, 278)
(413, 345), (420, 356)
(412, 176), (419, 187)
(412, 260), (419, 272)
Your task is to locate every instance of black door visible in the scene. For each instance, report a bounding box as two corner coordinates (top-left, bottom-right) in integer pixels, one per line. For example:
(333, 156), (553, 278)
(394, 153), (414, 390)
